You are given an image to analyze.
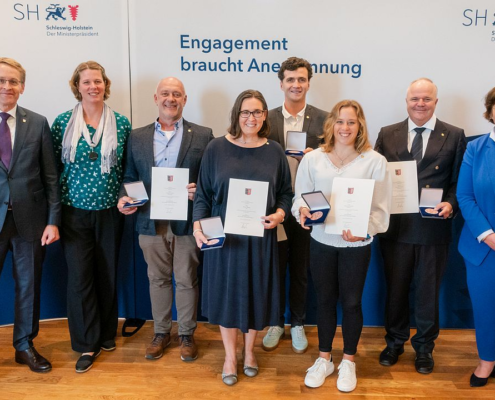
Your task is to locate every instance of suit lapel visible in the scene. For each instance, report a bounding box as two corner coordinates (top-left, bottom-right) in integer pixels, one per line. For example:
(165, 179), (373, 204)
(176, 119), (192, 168)
(302, 105), (313, 147)
(419, 120), (448, 172)
(274, 108), (285, 148)
(394, 119), (411, 161)
(302, 105), (312, 132)
(485, 136), (495, 197)
(143, 123), (155, 168)
(10, 107), (29, 172)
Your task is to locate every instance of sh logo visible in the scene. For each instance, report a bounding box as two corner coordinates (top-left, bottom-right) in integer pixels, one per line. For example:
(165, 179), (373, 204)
(45, 4), (66, 21)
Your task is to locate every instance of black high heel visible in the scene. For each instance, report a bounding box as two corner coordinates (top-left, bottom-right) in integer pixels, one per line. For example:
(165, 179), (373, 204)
(470, 366), (495, 387)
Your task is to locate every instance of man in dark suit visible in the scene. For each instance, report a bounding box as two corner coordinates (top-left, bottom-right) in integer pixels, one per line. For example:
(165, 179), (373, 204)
(0, 58), (60, 372)
(375, 78), (466, 374)
(117, 77), (213, 362)
(263, 57), (327, 353)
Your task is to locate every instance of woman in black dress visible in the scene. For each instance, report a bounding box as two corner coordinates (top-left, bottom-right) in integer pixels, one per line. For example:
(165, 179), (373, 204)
(193, 90), (292, 385)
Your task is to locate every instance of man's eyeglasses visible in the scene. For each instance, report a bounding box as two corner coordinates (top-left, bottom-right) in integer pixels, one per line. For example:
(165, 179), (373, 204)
(0, 78), (22, 87)
(240, 110), (265, 119)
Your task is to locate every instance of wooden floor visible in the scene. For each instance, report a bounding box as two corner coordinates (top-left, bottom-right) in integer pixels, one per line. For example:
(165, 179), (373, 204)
(0, 320), (494, 399)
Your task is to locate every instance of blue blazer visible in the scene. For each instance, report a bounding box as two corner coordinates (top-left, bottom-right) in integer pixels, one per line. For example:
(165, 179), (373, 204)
(458, 133), (495, 266)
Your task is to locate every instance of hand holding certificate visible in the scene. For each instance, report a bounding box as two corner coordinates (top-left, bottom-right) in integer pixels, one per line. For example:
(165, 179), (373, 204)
(324, 177), (375, 238)
(224, 178), (269, 237)
(387, 161), (418, 214)
(150, 167), (189, 220)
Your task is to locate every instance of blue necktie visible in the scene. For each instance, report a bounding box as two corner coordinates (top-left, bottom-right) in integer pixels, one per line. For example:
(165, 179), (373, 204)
(0, 112), (12, 169)
(411, 127), (426, 164)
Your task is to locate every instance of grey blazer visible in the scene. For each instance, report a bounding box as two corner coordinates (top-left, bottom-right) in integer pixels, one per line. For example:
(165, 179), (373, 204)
(268, 104), (328, 150)
(0, 106), (61, 241)
(375, 118), (466, 245)
(120, 119), (214, 236)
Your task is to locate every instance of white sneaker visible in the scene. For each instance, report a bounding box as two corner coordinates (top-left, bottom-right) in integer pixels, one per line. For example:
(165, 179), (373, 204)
(290, 325), (308, 353)
(304, 357), (334, 388)
(337, 359), (357, 392)
(262, 326), (285, 351)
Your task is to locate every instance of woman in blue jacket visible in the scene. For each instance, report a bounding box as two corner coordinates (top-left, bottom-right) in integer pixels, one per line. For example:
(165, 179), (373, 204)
(458, 87), (495, 387)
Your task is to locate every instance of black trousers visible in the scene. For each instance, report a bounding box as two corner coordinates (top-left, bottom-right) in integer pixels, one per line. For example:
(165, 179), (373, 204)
(379, 238), (449, 353)
(0, 211), (44, 351)
(61, 205), (123, 353)
(277, 214), (310, 327)
(310, 238), (371, 355)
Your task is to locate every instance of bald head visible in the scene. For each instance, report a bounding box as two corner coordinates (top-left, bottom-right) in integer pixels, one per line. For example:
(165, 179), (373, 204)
(406, 78), (438, 127)
(154, 77), (187, 127)
(155, 77), (186, 96)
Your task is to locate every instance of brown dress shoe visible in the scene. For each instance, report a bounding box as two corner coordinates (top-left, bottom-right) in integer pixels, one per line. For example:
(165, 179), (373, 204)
(180, 335), (198, 362)
(145, 333), (171, 360)
(15, 347), (52, 373)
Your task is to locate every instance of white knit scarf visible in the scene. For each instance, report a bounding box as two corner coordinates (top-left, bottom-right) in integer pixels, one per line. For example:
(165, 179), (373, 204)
(61, 102), (117, 174)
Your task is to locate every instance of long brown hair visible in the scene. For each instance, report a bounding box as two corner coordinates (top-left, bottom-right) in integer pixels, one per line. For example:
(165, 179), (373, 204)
(320, 99), (371, 153)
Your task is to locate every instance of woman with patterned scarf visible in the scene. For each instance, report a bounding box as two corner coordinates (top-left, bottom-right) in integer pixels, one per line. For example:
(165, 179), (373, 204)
(51, 60), (131, 373)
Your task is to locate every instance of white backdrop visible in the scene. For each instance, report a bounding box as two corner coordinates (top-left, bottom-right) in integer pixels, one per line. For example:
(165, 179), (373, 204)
(2, 0), (495, 140)
(2, 0), (131, 123)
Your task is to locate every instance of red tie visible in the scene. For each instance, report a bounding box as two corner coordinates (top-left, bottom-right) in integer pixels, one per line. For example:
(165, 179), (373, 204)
(0, 112), (13, 169)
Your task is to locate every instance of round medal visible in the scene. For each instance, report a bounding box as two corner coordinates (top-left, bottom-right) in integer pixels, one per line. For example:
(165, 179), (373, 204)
(89, 151), (98, 161)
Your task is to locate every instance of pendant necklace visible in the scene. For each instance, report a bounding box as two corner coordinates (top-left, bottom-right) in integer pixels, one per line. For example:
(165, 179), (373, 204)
(333, 149), (356, 166)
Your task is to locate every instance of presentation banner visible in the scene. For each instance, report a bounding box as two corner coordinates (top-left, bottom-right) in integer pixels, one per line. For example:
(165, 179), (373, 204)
(128, 0), (495, 139)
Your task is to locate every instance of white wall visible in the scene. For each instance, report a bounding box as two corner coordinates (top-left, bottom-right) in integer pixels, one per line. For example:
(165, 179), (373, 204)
(3, 0), (494, 140)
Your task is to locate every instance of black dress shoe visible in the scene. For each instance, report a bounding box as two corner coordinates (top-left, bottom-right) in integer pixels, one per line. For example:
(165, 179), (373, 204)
(470, 367), (495, 387)
(415, 352), (434, 374)
(15, 347), (52, 373)
(75, 350), (101, 373)
(379, 346), (404, 366)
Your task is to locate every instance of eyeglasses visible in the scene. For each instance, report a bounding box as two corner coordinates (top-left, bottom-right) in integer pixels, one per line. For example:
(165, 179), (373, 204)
(240, 109), (265, 119)
(0, 78), (22, 87)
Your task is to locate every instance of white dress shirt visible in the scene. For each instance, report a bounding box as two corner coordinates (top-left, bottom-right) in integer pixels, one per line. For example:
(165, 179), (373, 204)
(407, 115), (437, 155)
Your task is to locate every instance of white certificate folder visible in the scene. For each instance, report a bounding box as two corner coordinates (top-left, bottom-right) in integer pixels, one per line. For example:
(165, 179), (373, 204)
(123, 181), (149, 208)
(150, 167), (189, 220)
(301, 191), (331, 226)
(199, 216), (225, 251)
(324, 177), (375, 238)
(224, 178), (269, 237)
(387, 161), (419, 214)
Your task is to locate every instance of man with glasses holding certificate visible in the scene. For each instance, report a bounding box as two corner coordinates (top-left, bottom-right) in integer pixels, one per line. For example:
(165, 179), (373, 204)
(375, 78), (466, 374)
(117, 77), (213, 363)
(263, 57), (327, 354)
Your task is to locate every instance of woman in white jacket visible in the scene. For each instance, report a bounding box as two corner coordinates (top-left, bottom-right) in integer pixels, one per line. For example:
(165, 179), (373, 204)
(292, 99), (391, 392)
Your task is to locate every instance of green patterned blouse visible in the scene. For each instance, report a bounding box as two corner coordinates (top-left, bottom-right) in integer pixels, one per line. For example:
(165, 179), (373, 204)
(51, 109), (131, 210)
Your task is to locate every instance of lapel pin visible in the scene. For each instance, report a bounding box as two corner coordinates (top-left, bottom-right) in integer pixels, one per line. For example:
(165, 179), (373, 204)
(441, 133), (445, 136)
(306, 116), (309, 119)
(23, 119), (26, 123)
(188, 129), (191, 132)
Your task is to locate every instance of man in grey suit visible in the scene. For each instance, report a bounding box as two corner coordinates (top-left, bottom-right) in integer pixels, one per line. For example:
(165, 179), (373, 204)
(117, 77), (213, 362)
(375, 78), (466, 374)
(0, 58), (60, 372)
(263, 57), (327, 353)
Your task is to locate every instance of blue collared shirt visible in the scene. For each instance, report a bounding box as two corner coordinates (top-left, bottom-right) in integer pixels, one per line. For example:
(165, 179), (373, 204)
(153, 118), (184, 167)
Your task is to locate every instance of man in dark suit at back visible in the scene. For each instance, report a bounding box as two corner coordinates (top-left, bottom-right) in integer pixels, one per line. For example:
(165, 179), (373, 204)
(375, 78), (466, 374)
(117, 77), (213, 363)
(263, 57), (327, 354)
(0, 57), (60, 372)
